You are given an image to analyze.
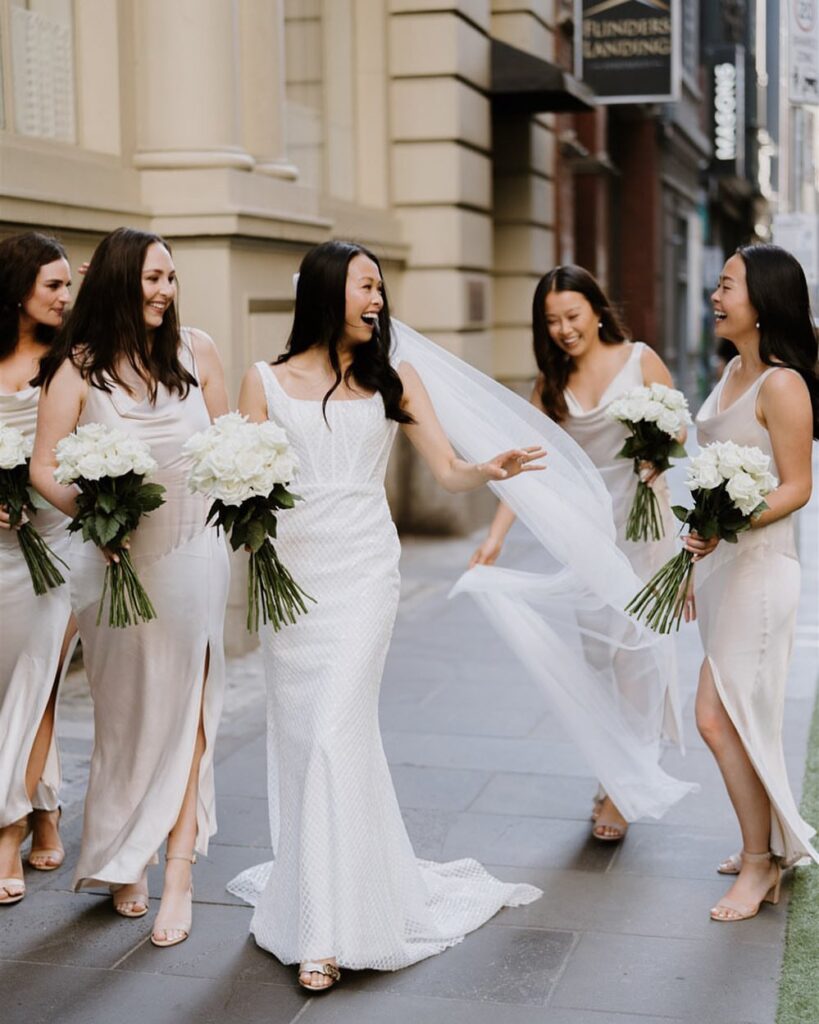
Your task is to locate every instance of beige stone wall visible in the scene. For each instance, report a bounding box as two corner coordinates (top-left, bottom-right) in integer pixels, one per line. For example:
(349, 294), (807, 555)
(0, 0), (561, 642)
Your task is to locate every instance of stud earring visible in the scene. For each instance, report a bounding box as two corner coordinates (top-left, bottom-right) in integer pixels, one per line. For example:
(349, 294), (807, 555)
(755, 320), (760, 329)
(598, 320), (603, 329)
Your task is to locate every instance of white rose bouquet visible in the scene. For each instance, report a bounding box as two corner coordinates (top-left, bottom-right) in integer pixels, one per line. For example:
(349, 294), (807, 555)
(183, 413), (314, 632)
(626, 441), (777, 633)
(54, 424), (166, 627)
(607, 383), (692, 542)
(0, 422), (67, 594)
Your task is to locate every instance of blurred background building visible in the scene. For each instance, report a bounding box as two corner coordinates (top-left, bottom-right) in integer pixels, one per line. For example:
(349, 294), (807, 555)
(2, 0), (818, 640)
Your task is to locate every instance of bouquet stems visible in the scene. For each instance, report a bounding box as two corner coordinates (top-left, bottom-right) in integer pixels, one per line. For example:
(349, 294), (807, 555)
(97, 548), (157, 628)
(625, 548), (694, 634)
(17, 522), (68, 596)
(247, 539), (315, 632)
(626, 477), (664, 543)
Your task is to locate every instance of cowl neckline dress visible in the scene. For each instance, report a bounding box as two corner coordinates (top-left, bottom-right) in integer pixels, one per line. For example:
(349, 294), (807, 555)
(227, 362), (541, 972)
(562, 342), (682, 747)
(0, 384), (75, 827)
(695, 359), (818, 866)
(71, 339), (230, 889)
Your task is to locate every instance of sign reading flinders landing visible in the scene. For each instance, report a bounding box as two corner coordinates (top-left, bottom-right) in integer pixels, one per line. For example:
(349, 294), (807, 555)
(575, 0), (680, 104)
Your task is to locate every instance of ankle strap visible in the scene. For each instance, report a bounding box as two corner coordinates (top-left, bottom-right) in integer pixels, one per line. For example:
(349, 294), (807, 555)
(741, 850), (772, 863)
(165, 853), (197, 864)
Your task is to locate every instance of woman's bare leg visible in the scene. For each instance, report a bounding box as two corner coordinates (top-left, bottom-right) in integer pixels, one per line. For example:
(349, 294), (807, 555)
(695, 659), (778, 914)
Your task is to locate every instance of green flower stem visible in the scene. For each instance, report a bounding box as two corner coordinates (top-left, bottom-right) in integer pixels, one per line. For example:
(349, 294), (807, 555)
(626, 476), (665, 543)
(17, 523), (68, 596)
(97, 549), (157, 628)
(626, 549), (694, 634)
(247, 539), (315, 633)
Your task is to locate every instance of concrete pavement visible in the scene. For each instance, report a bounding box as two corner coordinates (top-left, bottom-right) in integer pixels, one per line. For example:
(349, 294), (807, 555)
(2, 471), (817, 1024)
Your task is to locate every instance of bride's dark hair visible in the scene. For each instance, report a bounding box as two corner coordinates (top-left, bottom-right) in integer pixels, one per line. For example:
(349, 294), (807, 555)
(278, 240), (413, 424)
(532, 264), (629, 422)
(736, 243), (819, 438)
(37, 227), (197, 403)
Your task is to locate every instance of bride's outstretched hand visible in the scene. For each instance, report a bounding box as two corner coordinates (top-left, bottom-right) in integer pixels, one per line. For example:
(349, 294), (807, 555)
(481, 446), (546, 481)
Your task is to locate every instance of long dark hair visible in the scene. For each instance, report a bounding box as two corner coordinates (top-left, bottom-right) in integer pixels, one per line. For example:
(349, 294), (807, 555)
(532, 264), (629, 421)
(0, 232), (67, 362)
(277, 240), (412, 424)
(37, 227), (196, 402)
(736, 243), (819, 438)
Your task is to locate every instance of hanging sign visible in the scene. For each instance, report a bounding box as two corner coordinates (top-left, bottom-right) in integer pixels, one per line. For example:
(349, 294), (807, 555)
(575, 0), (680, 104)
(789, 0), (819, 105)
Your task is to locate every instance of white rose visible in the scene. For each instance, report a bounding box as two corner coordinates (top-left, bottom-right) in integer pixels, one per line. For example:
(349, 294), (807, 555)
(656, 408), (681, 437)
(740, 446), (771, 477)
(716, 443), (745, 479)
(75, 452), (107, 480)
(0, 426), (28, 468)
(234, 447), (266, 482)
(726, 471), (763, 515)
(686, 450), (722, 490)
(641, 400), (665, 423)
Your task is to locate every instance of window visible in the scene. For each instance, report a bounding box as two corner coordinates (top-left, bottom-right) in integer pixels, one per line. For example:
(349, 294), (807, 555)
(9, 0), (75, 142)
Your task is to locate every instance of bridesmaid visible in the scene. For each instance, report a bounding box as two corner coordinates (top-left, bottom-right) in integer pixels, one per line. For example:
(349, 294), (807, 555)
(31, 228), (230, 945)
(0, 232), (75, 903)
(684, 244), (819, 922)
(471, 264), (684, 841)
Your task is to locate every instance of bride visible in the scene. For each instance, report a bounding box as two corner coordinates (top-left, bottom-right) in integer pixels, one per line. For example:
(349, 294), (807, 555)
(228, 241), (546, 990)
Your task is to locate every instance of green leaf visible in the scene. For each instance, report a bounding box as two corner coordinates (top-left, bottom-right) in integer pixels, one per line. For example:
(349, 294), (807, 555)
(669, 441), (688, 459)
(671, 505), (689, 523)
(245, 518), (266, 552)
(96, 492), (117, 513)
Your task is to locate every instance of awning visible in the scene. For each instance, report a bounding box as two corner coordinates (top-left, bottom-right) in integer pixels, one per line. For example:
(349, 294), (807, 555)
(491, 39), (595, 113)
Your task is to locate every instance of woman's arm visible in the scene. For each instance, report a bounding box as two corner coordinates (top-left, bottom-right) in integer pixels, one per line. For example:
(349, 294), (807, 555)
(237, 364), (269, 424)
(29, 360), (86, 517)
(398, 362), (545, 494)
(753, 369), (813, 527)
(189, 328), (230, 421)
(469, 380), (548, 565)
(641, 345), (688, 447)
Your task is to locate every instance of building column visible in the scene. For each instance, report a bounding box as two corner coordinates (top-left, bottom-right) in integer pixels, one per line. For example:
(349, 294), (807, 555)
(133, 0), (253, 170)
(239, 0), (298, 179)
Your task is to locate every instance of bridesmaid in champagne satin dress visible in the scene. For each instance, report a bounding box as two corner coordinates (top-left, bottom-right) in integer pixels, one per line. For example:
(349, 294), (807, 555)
(472, 265), (685, 842)
(0, 233), (76, 905)
(685, 245), (819, 923)
(31, 228), (230, 946)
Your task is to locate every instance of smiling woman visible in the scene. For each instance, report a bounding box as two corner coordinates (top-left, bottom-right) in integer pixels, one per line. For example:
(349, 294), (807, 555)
(30, 226), (231, 949)
(0, 231), (77, 906)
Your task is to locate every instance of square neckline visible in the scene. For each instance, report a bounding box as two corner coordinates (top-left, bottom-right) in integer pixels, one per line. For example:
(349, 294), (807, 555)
(262, 362), (379, 405)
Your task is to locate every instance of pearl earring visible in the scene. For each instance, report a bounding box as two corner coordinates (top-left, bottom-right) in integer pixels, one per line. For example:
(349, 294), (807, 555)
(598, 320), (603, 329)
(755, 320), (760, 329)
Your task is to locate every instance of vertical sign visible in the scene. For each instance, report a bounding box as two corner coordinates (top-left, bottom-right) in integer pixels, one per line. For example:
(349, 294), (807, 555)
(575, 0), (680, 104)
(706, 44), (746, 177)
(790, 0), (819, 104)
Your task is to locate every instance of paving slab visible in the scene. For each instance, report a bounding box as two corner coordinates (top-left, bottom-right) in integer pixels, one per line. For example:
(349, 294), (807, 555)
(343, 923), (575, 1006)
(550, 929), (781, 1022)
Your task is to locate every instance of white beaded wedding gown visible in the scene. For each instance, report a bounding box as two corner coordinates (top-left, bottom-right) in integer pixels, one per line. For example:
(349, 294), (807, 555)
(227, 361), (541, 971)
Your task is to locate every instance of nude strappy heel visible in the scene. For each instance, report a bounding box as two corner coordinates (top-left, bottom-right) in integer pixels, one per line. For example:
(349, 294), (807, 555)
(710, 850), (781, 923)
(28, 807), (65, 871)
(151, 853), (196, 947)
(0, 817), (31, 905)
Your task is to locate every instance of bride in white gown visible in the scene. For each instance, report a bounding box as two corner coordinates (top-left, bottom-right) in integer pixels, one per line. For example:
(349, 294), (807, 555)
(228, 242), (546, 990)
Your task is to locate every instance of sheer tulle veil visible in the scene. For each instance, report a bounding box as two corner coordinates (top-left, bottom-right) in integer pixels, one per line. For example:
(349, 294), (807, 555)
(391, 318), (695, 820)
